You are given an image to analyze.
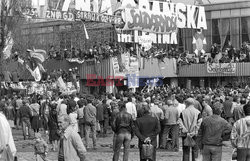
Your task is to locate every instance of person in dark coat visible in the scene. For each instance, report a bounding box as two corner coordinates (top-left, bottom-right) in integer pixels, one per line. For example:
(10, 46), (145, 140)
(134, 104), (161, 161)
(96, 99), (104, 135)
(48, 103), (60, 151)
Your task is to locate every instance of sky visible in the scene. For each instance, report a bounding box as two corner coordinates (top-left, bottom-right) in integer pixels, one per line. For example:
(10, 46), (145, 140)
(172, 0), (249, 5)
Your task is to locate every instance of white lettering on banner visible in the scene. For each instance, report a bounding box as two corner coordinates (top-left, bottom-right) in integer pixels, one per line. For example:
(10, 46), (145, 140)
(197, 7), (207, 29)
(120, 1), (207, 31)
(123, 8), (177, 33)
(186, 5), (197, 29)
(117, 31), (177, 44)
(46, 10), (123, 25)
(176, 3), (186, 28)
(207, 63), (236, 74)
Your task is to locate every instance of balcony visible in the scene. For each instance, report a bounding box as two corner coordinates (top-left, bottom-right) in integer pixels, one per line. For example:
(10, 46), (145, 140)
(178, 62), (250, 77)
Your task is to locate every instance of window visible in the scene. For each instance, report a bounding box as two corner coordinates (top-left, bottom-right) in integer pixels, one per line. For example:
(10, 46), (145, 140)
(241, 17), (250, 43)
(212, 19), (220, 46)
(159, 3), (163, 12)
(230, 18), (240, 49)
(178, 29), (184, 52)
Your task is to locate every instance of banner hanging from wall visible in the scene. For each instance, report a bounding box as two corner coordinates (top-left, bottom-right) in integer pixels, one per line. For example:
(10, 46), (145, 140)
(46, 10), (123, 25)
(122, 8), (177, 33)
(207, 63), (236, 74)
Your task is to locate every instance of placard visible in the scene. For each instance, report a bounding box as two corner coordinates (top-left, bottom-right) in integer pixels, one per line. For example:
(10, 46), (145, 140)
(207, 63), (236, 74)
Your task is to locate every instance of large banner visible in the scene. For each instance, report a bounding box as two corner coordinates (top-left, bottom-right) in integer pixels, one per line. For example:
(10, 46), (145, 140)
(46, 10), (123, 25)
(122, 8), (177, 33)
(207, 63), (236, 74)
(119, 2), (207, 33)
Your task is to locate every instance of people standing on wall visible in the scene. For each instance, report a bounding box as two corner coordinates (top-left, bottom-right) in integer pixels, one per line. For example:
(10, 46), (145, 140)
(211, 43), (219, 61)
(241, 41), (250, 62)
(223, 40), (235, 60)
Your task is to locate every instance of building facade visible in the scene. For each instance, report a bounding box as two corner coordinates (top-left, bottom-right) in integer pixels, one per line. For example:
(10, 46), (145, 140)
(6, 0), (250, 94)
(178, 1), (250, 88)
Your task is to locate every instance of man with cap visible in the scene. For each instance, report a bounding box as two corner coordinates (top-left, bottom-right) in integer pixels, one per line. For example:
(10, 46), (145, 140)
(197, 102), (231, 161)
(84, 95), (97, 149)
(231, 104), (250, 161)
(179, 98), (202, 161)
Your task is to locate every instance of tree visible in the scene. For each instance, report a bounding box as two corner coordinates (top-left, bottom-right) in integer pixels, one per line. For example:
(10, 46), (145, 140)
(0, 0), (24, 98)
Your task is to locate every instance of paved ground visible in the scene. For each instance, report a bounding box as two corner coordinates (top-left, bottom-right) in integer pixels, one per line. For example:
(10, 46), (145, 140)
(13, 129), (234, 161)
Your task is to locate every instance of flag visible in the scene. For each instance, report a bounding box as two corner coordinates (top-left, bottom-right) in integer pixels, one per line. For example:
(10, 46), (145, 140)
(82, 21), (89, 40)
(37, 63), (46, 73)
(3, 32), (14, 60)
(32, 67), (41, 82)
(29, 49), (47, 63)
(57, 76), (67, 91)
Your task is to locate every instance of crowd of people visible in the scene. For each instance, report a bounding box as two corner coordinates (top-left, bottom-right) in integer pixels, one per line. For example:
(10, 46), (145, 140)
(1, 85), (250, 160)
(178, 41), (250, 66)
(47, 40), (250, 67)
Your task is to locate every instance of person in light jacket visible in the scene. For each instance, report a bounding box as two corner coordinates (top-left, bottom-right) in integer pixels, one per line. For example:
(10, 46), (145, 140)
(58, 114), (87, 161)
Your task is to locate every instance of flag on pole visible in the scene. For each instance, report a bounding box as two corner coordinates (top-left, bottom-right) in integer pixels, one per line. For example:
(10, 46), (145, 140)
(57, 76), (67, 91)
(82, 21), (89, 40)
(32, 67), (42, 82)
(37, 63), (46, 73)
(29, 49), (47, 63)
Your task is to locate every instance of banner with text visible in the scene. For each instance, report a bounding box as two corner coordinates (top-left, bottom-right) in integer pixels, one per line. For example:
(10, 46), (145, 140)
(207, 63), (236, 74)
(46, 10), (123, 25)
(122, 8), (177, 33)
